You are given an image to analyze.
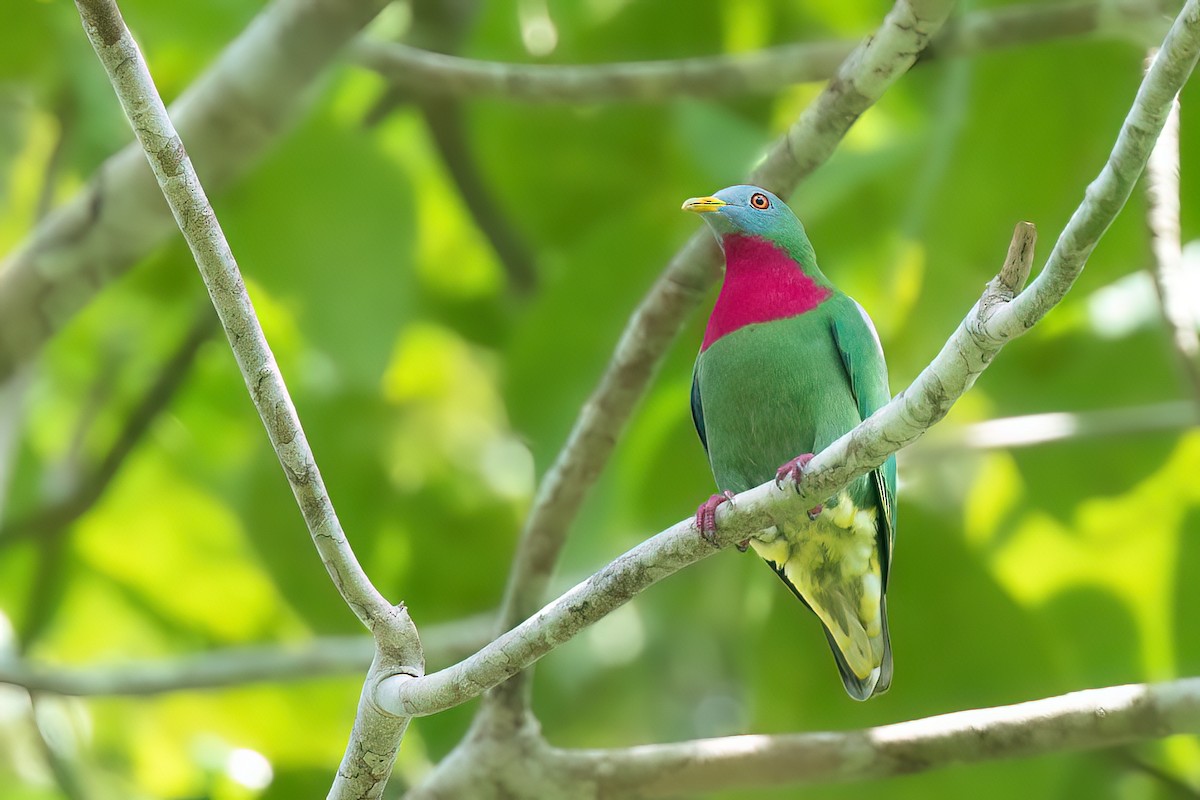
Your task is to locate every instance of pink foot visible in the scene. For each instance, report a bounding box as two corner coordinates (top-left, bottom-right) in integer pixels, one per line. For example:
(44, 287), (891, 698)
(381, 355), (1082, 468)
(774, 453), (823, 520)
(695, 490), (736, 547)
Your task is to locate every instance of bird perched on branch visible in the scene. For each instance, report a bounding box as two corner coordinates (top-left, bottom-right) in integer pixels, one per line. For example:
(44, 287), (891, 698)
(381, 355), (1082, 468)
(683, 185), (897, 700)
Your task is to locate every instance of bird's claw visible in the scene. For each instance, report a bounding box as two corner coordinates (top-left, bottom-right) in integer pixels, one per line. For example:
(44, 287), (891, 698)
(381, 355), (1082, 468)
(774, 453), (815, 490)
(775, 453), (823, 520)
(695, 490), (736, 547)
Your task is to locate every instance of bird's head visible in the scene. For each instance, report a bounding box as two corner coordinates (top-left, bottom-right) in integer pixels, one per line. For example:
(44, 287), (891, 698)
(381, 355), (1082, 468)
(682, 184), (820, 277)
(681, 185), (801, 240)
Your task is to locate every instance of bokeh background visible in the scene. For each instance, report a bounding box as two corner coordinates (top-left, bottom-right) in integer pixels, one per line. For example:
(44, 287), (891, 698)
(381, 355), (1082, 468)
(2, 0), (1199, 797)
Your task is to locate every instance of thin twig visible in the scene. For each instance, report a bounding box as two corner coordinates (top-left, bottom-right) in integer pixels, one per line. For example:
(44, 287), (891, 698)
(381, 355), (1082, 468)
(0, 369), (33, 524)
(6, 308), (218, 800)
(34, 95), (76, 225)
(363, 0), (538, 295)
(907, 400), (1199, 460)
(487, 0), (958, 715)
(920, 0), (1173, 60)
(412, 0), (537, 295)
(356, 0), (1169, 103)
(72, 3), (421, 797)
(28, 696), (93, 800)
(421, 99), (539, 295)
(0, 639), (373, 696)
(62, 351), (119, 482)
(1117, 750), (1200, 798)
(15, 93), (96, 800)
(1143, 52), (1200, 406)
(0, 613), (493, 697)
(0, 308), (216, 547)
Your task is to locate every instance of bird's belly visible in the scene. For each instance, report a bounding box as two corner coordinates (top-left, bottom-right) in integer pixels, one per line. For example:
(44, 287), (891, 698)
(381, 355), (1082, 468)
(697, 319), (861, 494)
(750, 492), (884, 677)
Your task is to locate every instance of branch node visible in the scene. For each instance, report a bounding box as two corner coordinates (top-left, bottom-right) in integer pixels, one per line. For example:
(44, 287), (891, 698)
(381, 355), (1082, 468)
(374, 673), (418, 718)
(975, 221), (1038, 335)
(1000, 220), (1037, 295)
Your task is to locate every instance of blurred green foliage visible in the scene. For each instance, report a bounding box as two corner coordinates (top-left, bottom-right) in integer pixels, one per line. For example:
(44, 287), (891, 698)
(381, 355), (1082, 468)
(1, 0), (1199, 797)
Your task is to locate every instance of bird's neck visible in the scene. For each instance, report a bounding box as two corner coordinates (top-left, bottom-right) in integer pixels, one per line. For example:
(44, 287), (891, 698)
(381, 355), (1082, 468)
(701, 234), (833, 352)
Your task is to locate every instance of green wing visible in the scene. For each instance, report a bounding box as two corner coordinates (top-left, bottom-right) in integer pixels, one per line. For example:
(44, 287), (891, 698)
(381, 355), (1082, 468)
(831, 297), (897, 587)
(690, 363), (708, 454)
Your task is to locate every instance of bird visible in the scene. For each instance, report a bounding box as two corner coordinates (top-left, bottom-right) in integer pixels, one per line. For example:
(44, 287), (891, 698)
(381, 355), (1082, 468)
(682, 184), (897, 700)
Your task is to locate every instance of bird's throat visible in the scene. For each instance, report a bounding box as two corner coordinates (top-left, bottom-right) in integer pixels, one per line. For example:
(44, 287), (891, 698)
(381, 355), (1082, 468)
(701, 234), (832, 351)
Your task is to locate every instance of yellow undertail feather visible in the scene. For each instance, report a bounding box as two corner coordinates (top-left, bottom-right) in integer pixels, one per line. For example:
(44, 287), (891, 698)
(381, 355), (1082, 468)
(749, 492), (887, 697)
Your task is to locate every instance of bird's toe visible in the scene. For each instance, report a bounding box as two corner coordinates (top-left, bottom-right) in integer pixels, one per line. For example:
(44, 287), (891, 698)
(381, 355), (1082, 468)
(695, 492), (733, 547)
(775, 453), (816, 492)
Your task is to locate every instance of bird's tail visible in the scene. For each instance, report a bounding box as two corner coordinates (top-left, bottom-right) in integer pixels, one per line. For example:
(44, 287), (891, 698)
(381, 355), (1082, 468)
(749, 509), (892, 700)
(760, 558), (892, 700)
(822, 596), (892, 700)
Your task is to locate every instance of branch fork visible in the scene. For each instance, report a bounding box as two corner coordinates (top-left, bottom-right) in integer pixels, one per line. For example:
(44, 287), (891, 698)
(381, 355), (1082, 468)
(68, 0), (1200, 795)
(379, 0), (1200, 745)
(73, 1), (419, 796)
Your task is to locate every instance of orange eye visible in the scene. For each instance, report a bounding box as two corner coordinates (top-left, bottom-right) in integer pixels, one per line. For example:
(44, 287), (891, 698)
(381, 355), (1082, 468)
(750, 192), (769, 209)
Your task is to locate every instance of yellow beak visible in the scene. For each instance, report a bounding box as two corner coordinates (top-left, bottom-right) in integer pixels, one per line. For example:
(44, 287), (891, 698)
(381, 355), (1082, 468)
(681, 196), (727, 213)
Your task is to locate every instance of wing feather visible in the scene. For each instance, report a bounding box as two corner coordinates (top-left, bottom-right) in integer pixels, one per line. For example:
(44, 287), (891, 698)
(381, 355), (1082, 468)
(831, 299), (897, 586)
(690, 365), (708, 454)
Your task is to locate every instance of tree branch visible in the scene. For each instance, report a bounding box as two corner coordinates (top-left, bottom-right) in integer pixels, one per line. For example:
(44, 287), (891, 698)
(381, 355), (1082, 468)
(420, 99), (539, 295)
(388, 227), (1031, 717)
(363, 0), (540, 296)
(1143, 53), (1200, 405)
(72, 2), (420, 797)
(1, 638), (375, 696)
(487, 0), (958, 715)
(799, 3), (1200, 501)
(370, 0), (540, 297)
(0, 369), (33, 523)
(908, 400), (1199, 459)
(27, 695), (94, 800)
(356, 0), (1170, 104)
(562, 679), (1200, 797)
(379, 0), (1200, 718)
(0, 614), (492, 697)
(11, 103), (98, 800)
(920, 0), (1177, 60)
(74, 0), (407, 658)
(0, 0), (389, 384)
(1117, 750), (1200, 798)
(355, 39), (850, 103)
(0, 307), (216, 547)
(989, 14), (1200, 340)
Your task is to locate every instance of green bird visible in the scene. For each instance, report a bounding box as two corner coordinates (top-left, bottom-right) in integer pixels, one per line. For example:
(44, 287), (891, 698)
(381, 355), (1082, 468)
(684, 185), (896, 700)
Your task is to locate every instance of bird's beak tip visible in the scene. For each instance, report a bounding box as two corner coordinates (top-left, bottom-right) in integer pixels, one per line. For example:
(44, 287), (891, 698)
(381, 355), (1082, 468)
(682, 196), (726, 214)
